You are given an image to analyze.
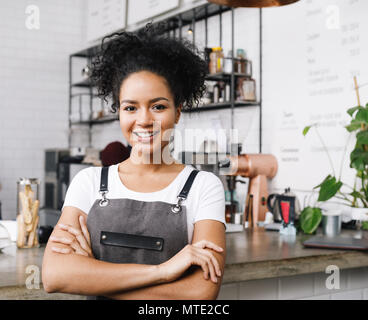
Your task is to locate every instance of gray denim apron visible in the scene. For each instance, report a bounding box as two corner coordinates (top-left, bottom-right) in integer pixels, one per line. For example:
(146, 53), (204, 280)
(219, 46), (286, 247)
(86, 166), (199, 300)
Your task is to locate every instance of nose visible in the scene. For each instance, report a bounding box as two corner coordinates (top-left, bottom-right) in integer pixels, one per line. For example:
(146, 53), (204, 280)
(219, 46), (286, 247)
(135, 107), (153, 127)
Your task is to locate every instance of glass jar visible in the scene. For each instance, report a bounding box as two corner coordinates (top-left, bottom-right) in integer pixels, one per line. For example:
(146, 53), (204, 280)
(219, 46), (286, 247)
(236, 77), (257, 102)
(16, 178), (40, 248)
(223, 50), (233, 74)
(209, 47), (224, 74)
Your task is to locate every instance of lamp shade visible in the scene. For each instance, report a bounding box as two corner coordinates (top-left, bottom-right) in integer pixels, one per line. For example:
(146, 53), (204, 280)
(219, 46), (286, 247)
(207, 0), (299, 7)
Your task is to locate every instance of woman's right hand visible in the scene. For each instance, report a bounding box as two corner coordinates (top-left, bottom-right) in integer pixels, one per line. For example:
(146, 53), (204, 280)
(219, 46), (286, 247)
(158, 240), (223, 284)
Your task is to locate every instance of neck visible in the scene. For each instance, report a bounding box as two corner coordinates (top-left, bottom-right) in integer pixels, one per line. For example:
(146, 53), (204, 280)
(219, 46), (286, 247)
(127, 146), (179, 174)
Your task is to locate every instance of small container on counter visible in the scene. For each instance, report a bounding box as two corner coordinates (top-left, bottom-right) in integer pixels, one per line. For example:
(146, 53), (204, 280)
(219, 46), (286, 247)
(322, 211), (342, 237)
(16, 178), (40, 248)
(225, 202), (238, 223)
(234, 212), (243, 225)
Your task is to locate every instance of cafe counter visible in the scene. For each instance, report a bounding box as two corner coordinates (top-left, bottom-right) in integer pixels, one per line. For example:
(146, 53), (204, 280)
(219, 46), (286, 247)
(1, 228), (368, 299)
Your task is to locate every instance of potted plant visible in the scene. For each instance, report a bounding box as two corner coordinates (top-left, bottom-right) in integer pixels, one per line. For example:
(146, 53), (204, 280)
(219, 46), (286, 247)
(300, 100), (368, 234)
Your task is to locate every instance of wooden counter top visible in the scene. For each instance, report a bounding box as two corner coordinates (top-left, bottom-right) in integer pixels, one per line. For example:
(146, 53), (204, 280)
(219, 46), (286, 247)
(223, 228), (368, 283)
(1, 227), (368, 298)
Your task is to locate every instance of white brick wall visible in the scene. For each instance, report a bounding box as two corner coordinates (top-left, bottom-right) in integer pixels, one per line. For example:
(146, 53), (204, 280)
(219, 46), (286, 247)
(0, 0), (87, 219)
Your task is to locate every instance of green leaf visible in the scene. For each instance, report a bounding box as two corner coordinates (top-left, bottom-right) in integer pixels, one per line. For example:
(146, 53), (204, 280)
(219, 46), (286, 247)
(345, 120), (365, 132)
(355, 109), (368, 123)
(347, 106), (360, 117)
(303, 126), (312, 136)
(362, 221), (368, 231)
(317, 176), (343, 201)
(350, 148), (368, 171)
(313, 174), (332, 190)
(356, 130), (368, 146)
(300, 207), (322, 234)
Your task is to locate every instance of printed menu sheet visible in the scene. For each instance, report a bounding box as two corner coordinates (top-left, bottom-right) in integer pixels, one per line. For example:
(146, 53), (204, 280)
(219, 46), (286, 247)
(263, 0), (368, 191)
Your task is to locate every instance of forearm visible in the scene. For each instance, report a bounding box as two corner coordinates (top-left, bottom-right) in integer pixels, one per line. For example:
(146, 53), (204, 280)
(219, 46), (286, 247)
(106, 267), (220, 300)
(42, 251), (164, 296)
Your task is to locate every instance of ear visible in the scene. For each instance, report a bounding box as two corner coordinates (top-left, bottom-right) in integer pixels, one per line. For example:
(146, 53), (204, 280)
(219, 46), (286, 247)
(175, 104), (182, 124)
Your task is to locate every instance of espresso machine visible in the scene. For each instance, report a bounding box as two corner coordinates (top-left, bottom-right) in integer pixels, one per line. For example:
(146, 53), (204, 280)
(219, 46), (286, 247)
(178, 145), (278, 226)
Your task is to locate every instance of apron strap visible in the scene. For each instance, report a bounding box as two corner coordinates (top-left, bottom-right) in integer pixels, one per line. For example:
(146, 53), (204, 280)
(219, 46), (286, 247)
(100, 166), (109, 192)
(171, 169), (199, 214)
(178, 169), (199, 200)
(99, 166), (109, 207)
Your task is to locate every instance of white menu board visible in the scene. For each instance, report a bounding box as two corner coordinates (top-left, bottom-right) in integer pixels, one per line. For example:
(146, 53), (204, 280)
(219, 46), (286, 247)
(87, 0), (127, 42)
(127, 0), (180, 25)
(262, 0), (368, 191)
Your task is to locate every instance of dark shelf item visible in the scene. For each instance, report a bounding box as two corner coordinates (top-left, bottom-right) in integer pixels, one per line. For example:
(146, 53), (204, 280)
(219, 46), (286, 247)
(205, 72), (251, 82)
(71, 79), (92, 88)
(71, 115), (119, 126)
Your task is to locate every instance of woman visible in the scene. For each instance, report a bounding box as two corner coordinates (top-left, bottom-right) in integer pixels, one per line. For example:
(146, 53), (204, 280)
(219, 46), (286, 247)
(42, 23), (226, 300)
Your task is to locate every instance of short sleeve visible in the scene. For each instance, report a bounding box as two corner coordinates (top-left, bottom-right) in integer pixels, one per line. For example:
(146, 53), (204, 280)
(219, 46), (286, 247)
(61, 167), (96, 214)
(194, 172), (226, 228)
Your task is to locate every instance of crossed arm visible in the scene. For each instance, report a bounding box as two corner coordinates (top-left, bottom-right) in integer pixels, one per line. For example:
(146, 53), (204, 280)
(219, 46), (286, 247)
(42, 206), (226, 299)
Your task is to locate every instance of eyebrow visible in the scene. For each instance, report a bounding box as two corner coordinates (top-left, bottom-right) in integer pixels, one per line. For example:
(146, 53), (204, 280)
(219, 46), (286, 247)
(120, 97), (169, 105)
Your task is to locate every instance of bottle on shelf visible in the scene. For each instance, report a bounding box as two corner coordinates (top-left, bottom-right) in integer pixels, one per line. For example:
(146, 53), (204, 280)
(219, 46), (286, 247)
(209, 47), (224, 74)
(225, 83), (231, 102)
(218, 81), (225, 103)
(213, 82), (220, 103)
(201, 81), (213, 105)
(236, 48), (246, 74)
(236, 77), (257, 102)
(223, 50), (233, 74)
(204, 47), (213, 74)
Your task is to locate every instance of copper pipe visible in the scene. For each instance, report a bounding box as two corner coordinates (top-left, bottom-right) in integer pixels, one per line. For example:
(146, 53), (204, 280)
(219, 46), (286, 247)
(227, 154), (278, 178)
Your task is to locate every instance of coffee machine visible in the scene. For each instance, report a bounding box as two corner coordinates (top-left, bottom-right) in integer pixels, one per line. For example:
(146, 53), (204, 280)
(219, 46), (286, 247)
(178, 146), (278, 226)
(219, 153), (278, 225)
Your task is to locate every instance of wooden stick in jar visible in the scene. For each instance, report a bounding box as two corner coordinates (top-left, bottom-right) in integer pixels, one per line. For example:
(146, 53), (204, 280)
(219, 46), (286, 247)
(27, 215), (39, 247)
(16, 214), (26, 248)
(19, 192), (32, 225)
(25, 184), (34, 213)
(26, 200), (39, 233)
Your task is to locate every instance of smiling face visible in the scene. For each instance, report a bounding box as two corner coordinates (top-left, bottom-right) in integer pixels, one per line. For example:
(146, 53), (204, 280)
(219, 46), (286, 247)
(119, 71), (181, 162)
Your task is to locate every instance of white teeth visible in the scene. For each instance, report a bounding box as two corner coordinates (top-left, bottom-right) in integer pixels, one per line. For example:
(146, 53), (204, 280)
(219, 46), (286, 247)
(134, 131), (157, 138)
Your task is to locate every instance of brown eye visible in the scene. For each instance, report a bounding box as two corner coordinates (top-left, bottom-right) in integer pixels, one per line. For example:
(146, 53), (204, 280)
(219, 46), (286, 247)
(153, 104), (167, 110)
(123, 106), (136, 111)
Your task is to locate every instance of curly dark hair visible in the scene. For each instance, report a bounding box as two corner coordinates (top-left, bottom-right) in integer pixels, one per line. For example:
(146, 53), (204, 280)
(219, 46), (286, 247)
(91, 22), (208, 113)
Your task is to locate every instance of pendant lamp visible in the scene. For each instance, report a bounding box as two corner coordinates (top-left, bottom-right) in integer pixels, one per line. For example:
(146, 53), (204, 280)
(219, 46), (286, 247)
(207, 0), (299, 7)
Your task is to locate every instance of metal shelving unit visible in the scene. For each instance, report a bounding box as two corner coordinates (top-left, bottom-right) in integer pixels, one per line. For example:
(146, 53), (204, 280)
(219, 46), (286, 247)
(68, 2), (262, 151)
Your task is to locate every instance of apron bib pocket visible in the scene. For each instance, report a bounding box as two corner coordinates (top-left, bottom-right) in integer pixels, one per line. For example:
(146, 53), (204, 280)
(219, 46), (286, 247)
(100, 231), (164, 251)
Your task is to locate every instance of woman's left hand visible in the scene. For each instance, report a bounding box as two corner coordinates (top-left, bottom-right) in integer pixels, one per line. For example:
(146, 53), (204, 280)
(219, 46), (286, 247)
(50, 215), (94, 258)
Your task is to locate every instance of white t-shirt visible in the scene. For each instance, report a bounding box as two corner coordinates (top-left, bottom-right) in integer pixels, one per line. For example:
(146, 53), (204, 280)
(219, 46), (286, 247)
(62, 164), (226, 243)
